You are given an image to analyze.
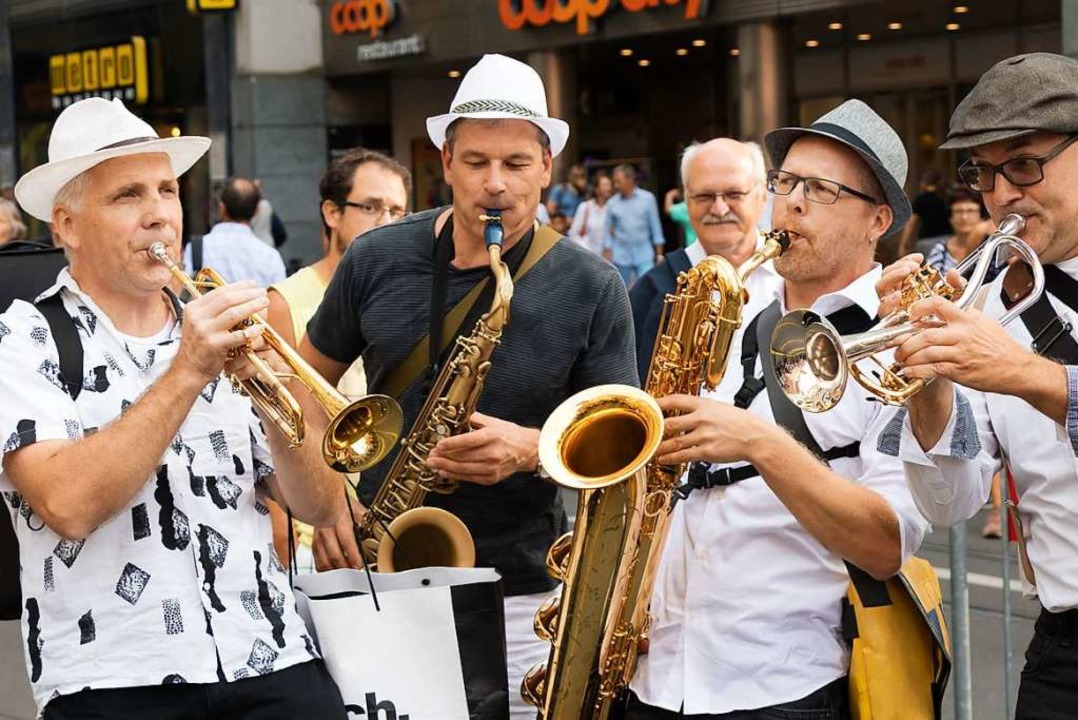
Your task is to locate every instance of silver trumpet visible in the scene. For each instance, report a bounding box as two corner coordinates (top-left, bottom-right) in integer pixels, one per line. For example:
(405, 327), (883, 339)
(770, 213), (1043, 411)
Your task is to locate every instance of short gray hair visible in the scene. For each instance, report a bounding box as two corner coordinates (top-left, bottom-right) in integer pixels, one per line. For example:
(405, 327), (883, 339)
(444, 118), (550, 155)
(680, 140), (766, 189)
(54, 171), (91, 214)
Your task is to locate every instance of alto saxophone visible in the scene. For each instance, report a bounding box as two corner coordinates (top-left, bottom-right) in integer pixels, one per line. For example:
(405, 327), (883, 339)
(355, 210), (512, 572)
(522, 230), (790, 719)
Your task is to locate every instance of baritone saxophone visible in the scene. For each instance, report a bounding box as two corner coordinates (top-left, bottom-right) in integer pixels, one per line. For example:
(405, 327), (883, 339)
(522, 229), (790, 719)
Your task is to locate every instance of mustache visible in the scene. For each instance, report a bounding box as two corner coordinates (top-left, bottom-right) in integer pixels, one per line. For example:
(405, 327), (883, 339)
(701, 211), (742, 225)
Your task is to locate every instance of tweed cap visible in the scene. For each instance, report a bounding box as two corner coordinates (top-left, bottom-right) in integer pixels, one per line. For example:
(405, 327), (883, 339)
(765, 99), (911, 238)
(941, 53), (1078, 150)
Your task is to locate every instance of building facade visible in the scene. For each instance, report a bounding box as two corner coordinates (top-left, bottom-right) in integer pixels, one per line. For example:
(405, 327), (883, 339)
(0, 0), (1072, 265)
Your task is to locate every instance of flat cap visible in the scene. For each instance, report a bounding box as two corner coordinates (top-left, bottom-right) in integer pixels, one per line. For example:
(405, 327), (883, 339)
(942, 53), (1078, 150)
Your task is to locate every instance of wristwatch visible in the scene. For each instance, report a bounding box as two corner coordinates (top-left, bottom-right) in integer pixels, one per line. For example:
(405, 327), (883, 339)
(535, 456), (552, 481)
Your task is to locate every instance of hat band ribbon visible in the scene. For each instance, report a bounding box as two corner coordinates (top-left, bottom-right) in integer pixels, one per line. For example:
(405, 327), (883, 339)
(450, 99), (540, 118)
(810, 122), (883, 164)
(96, 136), (161, 152)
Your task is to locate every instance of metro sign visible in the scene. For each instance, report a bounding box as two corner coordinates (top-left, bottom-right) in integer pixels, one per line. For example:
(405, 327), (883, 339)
(499, 0), (707, 35)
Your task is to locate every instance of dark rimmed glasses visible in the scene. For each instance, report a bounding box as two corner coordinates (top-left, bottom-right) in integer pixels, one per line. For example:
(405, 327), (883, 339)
(338, 199), (408, 222)
(766, 169), (881, 206)
(957, 135), (1078, 193)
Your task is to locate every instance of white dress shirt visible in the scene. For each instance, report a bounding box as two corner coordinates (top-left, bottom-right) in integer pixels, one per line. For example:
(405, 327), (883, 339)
(0, 271), (317, 713)
(569, 199), (608, 256)
(183, 222), (287, 287)
(887, 258), (1078, 612)
(630, 264), (930, 714)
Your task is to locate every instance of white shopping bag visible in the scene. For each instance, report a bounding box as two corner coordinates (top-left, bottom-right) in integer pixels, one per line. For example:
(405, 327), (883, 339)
(294, 566), (506, 720)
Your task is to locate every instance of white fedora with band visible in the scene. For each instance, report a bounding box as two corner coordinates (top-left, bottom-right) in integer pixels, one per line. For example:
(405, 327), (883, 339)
(15, 97), (211, 222)
(426, 53), (569, 157)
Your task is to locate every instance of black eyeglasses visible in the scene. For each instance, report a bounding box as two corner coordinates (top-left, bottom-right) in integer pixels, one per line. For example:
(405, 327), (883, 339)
(958, 135), (1078, 193)
(766, 169), (881, 205)
(338, 200), (408, 222)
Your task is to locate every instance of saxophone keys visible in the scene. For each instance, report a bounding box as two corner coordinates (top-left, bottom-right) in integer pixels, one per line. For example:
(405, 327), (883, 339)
(546, 531), (574, 580)
(533, 595), (560, 641)
(521, 663), (547, 709)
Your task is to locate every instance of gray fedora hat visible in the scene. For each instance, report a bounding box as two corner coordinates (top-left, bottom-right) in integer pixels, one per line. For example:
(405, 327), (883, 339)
(765, 98), (911, 238)
(941, 53), (1078, 150)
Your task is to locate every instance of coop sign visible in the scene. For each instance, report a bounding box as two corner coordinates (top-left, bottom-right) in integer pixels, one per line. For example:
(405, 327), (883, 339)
(49, 37), (149, 110)
(499, 0), (707, 35)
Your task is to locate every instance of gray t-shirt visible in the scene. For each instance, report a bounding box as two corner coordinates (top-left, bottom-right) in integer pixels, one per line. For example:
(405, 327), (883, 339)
(307, 208), (638, 595)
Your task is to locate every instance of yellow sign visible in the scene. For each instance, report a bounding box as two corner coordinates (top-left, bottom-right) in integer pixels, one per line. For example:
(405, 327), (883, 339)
(187, 0), (238, 12)
(49, 37), (149, 110)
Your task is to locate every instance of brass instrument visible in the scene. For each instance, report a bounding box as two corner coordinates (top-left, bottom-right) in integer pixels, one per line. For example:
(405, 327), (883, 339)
(770, 213), (1044, 411)
(148, 242), (403, 472)
(354, 209), (512, 572)
(521, 385), (663, 719)
(522, 230), (791, 719)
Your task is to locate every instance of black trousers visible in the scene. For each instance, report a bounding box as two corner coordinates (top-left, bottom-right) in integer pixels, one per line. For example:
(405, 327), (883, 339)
(624, 677), (849, 720)
(1015, 607), (1078, 720)
(44, 660), (347, 720)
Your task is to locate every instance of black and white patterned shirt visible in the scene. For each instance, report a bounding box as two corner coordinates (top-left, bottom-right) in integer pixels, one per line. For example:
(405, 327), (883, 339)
(0, 270), (318, 714)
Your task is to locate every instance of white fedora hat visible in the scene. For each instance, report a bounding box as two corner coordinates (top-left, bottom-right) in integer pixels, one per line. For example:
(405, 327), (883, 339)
(15, 97), (211, 221)
(426, 54), (570, 157)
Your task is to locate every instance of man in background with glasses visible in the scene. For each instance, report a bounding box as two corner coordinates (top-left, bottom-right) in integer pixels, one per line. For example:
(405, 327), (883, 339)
(628, 137), (775, 382)
(183, 176), (287, 287)
(626, 99), (928, 719)
(264, 148), (411, 570)
(878, 53), (1078, 720)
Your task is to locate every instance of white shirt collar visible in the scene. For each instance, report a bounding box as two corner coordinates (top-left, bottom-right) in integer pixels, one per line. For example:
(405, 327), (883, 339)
(771, 263), (883, 319)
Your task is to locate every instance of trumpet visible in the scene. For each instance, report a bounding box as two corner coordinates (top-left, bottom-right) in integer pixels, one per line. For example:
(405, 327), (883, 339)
(770, 213), (1044, 411)
(148, 242), (403, 472)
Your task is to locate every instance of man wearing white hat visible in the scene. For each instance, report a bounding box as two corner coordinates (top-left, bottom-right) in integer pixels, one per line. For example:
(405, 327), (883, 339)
(0, 98), (348, 718)
(299, 53), (637, 716)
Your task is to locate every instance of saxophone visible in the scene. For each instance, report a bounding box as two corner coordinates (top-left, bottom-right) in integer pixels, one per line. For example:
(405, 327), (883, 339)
(522, 229), (790, 719)
(355, 210), (512, 572)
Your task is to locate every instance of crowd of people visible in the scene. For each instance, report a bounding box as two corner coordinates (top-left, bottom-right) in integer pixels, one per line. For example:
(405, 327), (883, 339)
(1, 47), (1077, 720)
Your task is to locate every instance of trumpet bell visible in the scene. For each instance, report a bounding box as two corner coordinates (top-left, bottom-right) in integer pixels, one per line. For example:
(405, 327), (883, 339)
(375, 506), (476, 572)
(323, 394), (404, 472)
(770, 310), (848, 413)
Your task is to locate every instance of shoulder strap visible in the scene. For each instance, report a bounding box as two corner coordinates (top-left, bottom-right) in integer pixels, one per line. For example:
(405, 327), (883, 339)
(1007, 265), (1078, 364)
(191, 235), (204, 273)
(35, 294), (83, 400)
(680, 300), (869, 496)
(381, 224), (560, 400)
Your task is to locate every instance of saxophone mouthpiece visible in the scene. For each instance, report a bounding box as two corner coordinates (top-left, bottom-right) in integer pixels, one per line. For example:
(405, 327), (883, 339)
(772, 229), (791, 253)
(479, 208), (504, 249)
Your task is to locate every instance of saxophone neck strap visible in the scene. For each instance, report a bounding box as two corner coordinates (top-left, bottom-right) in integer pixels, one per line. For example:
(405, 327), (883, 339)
(381, 215), (561, 401)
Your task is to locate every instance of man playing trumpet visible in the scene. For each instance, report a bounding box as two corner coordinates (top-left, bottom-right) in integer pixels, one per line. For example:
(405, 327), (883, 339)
(1, 98), (348, 719)
(879, 53), (1078, 720)
(626, 101), (928, 719)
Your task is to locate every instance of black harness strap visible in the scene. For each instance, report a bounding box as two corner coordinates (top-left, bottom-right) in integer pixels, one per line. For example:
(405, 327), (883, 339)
(679, 300), (872, 497)
(36, 294), (83, 401)
(1004, 264), (1078, 364)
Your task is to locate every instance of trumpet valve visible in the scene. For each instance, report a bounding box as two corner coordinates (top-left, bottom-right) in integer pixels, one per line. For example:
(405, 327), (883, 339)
(899, 265), (960, 309)
(533, 595), (560, 642)
(521, 663), (547, 709)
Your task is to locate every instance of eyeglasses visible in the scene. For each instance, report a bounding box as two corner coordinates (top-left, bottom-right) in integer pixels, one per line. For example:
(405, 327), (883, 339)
(957, 135), (1078, 193)
(766, 169), (880, 205)
(338, 200), (408, 221)
(687, 185), (756, 207)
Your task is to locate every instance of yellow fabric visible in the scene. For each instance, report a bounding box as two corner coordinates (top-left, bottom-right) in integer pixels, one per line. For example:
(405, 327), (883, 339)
(847, 557), (952, 720)
(270, 266), (365, 547)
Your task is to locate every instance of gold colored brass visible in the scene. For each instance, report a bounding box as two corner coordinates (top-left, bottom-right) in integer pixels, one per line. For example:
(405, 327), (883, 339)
(523, 230), (790, 719)
(770, 214), (1044, 411)
(355, 210), (511, 572)
(148, 242), (402, 472)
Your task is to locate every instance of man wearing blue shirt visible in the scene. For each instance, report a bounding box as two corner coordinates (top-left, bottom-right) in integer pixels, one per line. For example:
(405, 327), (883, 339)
(604, 164), (665, 285)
